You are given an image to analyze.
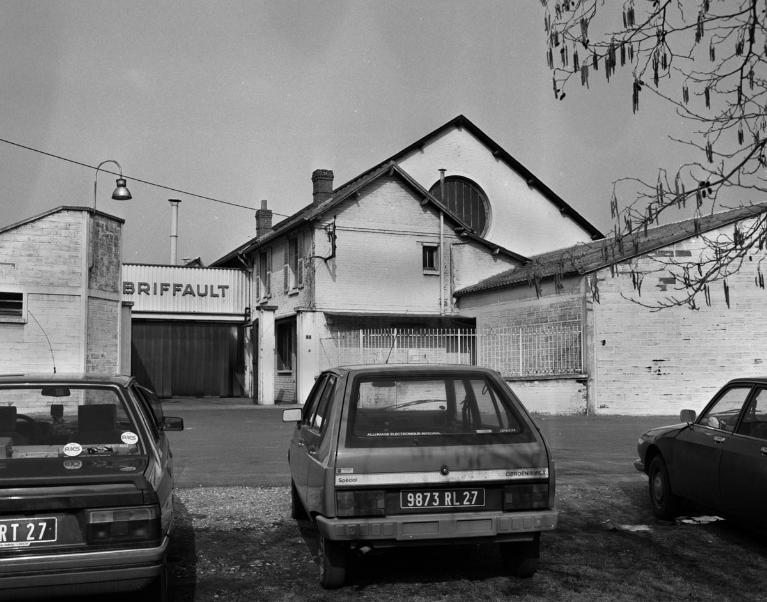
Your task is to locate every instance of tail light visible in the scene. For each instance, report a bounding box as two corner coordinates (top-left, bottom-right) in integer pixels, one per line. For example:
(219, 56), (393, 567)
(503, 483), (549, 511)
(336, 490), (385, 517)
(86, 505), (161, 545)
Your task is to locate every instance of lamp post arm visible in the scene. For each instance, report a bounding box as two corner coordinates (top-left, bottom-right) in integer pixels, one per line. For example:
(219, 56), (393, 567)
(93, 159), (124, 210)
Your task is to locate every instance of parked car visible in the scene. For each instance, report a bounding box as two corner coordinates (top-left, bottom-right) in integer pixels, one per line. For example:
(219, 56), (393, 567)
(635, 377), (767, 522)
(283, 364), (558, 588)
(0, 374), (183, 601)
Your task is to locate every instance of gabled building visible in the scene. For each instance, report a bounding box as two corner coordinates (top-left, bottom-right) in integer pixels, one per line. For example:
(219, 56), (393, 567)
(456, 203), (767, 415)
(213, 115), (602, 404)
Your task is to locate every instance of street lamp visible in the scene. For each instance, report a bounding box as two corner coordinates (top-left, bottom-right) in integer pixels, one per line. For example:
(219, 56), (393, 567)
(93, 159), (132, 210)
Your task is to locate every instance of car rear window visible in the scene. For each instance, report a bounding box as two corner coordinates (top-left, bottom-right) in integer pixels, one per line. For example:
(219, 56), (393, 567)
(346, 373), (535, 447)
(0, 385), (143, 458)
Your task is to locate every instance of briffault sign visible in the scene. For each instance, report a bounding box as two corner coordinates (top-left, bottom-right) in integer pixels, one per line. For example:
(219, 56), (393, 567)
(121, 264), (248, 319)
(123, 281), (230, 298)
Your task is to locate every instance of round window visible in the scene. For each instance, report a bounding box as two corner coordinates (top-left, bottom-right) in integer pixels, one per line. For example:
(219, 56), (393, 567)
(428, 176), (490, 236)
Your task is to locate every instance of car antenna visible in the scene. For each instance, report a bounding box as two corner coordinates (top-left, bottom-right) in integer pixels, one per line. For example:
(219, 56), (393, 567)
(28, 309), (57, 373)
(384, 328), (398, 364)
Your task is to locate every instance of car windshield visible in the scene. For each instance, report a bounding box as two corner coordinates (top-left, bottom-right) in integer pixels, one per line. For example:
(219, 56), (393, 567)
(0, 385), (143, 458)
(346, 373), (534, 447)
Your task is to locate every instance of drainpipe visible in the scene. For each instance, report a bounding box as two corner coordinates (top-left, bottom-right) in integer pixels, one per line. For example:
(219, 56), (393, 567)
(439, 169), (446, 316)
(169, 199), (181, 265)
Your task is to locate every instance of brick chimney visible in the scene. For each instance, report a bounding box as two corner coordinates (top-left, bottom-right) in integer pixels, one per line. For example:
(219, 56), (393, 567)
(255, 199), (272, 237)
(312, 169), (334, 205)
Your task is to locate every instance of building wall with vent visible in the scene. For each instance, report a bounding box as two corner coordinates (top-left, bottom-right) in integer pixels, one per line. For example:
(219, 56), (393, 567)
(0, 208), (124, 374)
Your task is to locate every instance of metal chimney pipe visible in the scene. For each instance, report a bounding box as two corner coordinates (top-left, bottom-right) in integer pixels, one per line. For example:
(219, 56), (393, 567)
(169, 199), (181, 265)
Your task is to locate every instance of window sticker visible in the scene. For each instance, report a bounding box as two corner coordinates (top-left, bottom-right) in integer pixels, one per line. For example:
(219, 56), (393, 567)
(62, 443), (82, 457)
(121, 432), (139, 445)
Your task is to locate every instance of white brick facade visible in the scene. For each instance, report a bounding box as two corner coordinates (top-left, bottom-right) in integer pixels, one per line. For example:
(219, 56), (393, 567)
(459, 213), (767, 415)
(0, 207), (124, 374)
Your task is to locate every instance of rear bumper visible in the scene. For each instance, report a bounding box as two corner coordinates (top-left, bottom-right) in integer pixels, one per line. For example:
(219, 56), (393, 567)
(316, 509), (558, 543)
(0, 536), (168, 600)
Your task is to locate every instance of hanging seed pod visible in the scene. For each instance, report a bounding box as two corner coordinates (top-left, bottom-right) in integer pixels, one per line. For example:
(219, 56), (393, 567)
(628, 43), (634, 62)
(709, 39), (715, 61)
(737, 84), (742, 105)
(653, 58), (659, 87)
(560, 45), (568, 67)
(706, 139), (713, 162)
(705, 284), (711, 306)
(682, 84), (689, 104)
(738, 124), (744, 145)
(736, 34), (744, 56)
(592, 52), (598, 71)
(696, 11), (704, 43)
(580, 17), (588, 44)
(627, 3), (635, 27)
(661, 52), (668, 71)
(724, 279), (730, 308)
(620, 42), (626, 66)
(581, 64), (589, 87)
(750, 68), (754, 90)
(633, 79), (640, 113)
(704, 86), (710, 108)
(610, 191), (618, 219)
(573, 49), (579, 72)
(547, 48), (553, 69)
(553, 76), (558, 98)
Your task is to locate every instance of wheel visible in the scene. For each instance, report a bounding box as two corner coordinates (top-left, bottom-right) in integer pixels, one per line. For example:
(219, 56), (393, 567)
(500, 534), (540, 578)
(648, 454), (681, 520)
(144, 558), (169, 602)
(290, 480), (308, 521)
(318, 536), (347, 589)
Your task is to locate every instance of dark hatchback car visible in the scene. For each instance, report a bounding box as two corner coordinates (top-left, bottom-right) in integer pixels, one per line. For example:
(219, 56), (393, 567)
(635, 377), (767, 522)
(283, 365), (557, 588)
(0, 374), (183, 601)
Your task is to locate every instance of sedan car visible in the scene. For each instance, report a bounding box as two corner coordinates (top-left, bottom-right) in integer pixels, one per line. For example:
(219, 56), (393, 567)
(283, 364), (557, 588)
(0, 374), (183, 601)
(635, 377), (767, 522)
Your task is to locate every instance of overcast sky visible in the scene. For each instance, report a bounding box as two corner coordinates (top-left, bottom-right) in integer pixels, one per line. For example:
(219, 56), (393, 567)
(0, 0), (691, 265)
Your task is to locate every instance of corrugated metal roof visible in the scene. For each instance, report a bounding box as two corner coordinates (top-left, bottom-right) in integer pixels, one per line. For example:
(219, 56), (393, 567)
(455, 203), (767, 297)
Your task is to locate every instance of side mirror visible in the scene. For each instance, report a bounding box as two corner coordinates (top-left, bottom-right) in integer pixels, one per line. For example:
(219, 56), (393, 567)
(283, 408), (302, 423)
(680, 409), (696, 424)
(161, 416), (184, 431)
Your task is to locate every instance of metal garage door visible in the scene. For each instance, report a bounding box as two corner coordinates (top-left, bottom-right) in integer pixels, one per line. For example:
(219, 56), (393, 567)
(131, 321), (244, 398)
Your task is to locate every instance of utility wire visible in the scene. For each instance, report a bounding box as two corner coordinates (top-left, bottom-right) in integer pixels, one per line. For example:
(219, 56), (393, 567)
(0, 136), (293, 217)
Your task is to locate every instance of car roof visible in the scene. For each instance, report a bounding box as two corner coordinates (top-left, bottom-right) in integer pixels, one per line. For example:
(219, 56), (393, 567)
(330, 364), (498, 375)
(726, 376), (767, 385)
(0, 373), (134, 386)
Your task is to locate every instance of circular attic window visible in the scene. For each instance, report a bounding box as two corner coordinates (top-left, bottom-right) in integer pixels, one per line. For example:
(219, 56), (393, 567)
(428, 176), (490, 236)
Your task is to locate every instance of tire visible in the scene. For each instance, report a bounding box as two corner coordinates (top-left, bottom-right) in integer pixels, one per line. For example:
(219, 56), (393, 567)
(319, 536), (347, 589)
(648, 454), (681, 520)
(500, 534), (540, 578)
(290, 480), (308, 521)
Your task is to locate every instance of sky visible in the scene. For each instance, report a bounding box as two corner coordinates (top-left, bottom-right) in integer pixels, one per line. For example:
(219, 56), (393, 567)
(0, 0), (693, 265)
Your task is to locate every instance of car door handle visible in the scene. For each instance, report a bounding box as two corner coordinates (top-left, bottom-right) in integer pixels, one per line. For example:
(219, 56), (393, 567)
(296, 440), (305, 447)
(713, 436), (726, 443)
(760, 447), (767, 456)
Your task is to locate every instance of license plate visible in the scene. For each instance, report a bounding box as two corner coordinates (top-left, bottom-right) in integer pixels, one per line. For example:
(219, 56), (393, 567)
(400, 488), (485, 509)
(0, 517), (57, 547)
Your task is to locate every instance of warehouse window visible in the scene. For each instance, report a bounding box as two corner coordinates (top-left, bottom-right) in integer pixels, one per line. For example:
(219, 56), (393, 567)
(429, 176), (490, 236)
(0, 291), (24, 322)
(422, 244), (439, 274)
(276, 320), (296, 373)
(259, 249), (271, 300)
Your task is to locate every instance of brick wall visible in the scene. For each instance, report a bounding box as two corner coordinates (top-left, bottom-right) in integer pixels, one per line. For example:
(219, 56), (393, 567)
(591, 223), (767, 415)
(0, 208), (123, 374)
